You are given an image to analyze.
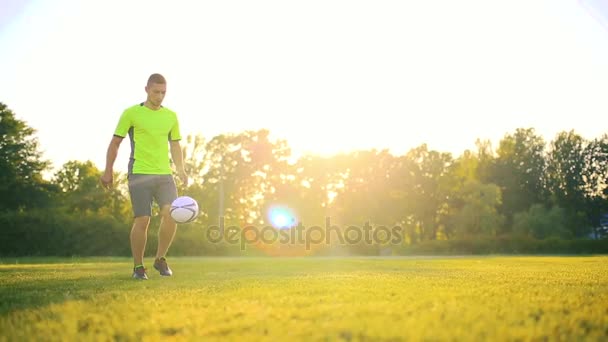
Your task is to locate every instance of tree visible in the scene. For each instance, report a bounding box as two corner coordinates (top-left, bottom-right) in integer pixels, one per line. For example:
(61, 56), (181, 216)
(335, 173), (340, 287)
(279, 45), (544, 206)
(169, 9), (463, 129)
(582, 134), (608, 238)
(474, 138), (495, 184)
(513, 204), (570, 239)
(333, 149), (396, 226)
(396, 145), (454, 242)
(545, 131), (590, 237)
(53, 160), (130, 220)
(195, 129), (293, 226)
(446, 148), (504, 238)
(448, 180), (504, 238)
(490, 128), (547, 231)
(268, 153), (343, 226)
(181, 134), (208, 187)
(0, 102), (55, 210)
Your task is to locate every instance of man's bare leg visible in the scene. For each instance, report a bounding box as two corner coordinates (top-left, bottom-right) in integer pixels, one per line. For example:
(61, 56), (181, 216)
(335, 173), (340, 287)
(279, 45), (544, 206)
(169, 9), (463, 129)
(131, 216), (151, 266)
(153, 205), (177, 276)
(156, 205), (177, 259)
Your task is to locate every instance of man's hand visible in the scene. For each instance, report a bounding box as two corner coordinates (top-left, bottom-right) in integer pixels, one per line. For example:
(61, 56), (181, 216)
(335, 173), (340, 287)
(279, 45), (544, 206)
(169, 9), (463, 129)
(177, 170), (189, 186)
(100, 171), (113, 189)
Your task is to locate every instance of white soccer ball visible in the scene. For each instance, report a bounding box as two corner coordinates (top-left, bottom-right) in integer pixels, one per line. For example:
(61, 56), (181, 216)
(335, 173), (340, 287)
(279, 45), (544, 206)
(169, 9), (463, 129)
(170, 196), (199, 223)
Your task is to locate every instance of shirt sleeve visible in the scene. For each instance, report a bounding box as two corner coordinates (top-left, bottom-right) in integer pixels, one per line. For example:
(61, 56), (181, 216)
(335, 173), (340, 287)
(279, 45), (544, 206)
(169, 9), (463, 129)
(169, 114), (182, 141)
(113, 109), (132, 137)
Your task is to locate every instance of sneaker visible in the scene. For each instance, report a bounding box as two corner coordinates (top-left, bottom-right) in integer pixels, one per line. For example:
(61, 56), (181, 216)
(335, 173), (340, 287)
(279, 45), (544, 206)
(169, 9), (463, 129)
(132, 266), (148, 280)
(154, 257), (173, 276)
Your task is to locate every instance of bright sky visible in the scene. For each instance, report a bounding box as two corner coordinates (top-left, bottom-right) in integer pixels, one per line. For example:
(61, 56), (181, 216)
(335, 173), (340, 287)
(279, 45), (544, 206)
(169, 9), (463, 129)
(1, 0), (608, 174)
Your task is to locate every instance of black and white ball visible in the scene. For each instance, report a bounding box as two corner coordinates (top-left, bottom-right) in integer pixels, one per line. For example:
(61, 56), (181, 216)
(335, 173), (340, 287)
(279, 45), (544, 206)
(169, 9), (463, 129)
(170, 196), (199, 223)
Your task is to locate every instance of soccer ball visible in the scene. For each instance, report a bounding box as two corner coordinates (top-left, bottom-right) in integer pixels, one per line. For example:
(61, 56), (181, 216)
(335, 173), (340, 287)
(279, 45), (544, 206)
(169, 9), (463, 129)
(170, 196), (199, 223)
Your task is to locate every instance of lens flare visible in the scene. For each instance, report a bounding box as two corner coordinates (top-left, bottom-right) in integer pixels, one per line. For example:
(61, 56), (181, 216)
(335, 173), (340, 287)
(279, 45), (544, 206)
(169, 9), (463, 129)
(580, 0), (608, 31)
(247, 205), (322, 257)
(267, 205), (297, 229)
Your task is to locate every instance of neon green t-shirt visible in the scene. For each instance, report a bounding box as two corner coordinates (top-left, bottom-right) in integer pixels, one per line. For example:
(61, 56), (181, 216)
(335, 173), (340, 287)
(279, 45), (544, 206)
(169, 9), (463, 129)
(113, 103), (181, 175)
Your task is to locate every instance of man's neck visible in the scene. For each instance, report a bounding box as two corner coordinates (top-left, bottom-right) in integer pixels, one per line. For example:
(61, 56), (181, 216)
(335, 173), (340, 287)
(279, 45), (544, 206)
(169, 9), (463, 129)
(144, 100), (161, 110)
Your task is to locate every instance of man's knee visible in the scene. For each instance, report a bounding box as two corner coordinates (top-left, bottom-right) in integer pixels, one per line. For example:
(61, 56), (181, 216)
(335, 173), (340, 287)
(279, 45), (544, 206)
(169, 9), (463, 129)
(133, 216), (151, 230)
(160, 205), (173, 221)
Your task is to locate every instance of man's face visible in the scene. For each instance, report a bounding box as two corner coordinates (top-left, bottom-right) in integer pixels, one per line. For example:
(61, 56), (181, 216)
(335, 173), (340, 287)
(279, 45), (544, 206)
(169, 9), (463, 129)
(145, 82), (167, 107)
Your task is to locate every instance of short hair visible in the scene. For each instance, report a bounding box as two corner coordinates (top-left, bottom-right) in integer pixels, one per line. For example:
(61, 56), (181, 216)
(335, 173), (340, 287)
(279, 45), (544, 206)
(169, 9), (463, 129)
(147, 73), (166, 86)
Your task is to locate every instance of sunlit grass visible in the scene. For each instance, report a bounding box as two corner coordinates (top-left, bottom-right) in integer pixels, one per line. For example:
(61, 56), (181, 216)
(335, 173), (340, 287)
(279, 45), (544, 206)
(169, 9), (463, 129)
(1, 256), (607, 341)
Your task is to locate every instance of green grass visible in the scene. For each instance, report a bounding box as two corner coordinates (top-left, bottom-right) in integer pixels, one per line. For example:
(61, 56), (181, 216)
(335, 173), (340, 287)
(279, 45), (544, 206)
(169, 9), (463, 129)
(1, 256), (607, 341)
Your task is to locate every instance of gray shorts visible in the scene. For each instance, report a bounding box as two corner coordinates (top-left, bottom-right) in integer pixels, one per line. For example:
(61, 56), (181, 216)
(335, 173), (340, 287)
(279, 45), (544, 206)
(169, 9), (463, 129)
(127, 174), (178, 217)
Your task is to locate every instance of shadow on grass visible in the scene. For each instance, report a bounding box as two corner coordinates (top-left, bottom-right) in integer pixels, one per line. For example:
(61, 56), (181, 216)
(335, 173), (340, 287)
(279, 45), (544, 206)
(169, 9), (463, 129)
(0, 268), (145, 316)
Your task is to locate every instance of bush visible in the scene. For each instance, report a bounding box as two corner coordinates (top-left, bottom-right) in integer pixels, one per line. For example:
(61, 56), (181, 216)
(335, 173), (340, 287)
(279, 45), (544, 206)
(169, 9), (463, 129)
(395, 236), (608, 255)
(2, 210), (607, 256)
(0, 210), (130, 256)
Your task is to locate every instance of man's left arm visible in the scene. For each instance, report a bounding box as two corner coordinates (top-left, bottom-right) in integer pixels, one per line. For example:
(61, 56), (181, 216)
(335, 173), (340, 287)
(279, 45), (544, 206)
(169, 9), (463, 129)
(170, 140), (188, 186)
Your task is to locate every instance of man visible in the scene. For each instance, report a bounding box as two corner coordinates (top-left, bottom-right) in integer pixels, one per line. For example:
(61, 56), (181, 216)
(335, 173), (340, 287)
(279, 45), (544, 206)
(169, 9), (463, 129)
(100, 73), (188, 280)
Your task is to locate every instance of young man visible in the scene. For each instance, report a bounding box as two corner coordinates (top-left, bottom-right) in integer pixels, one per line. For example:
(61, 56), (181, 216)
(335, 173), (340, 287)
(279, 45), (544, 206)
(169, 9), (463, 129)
(100, 73), (188, 280)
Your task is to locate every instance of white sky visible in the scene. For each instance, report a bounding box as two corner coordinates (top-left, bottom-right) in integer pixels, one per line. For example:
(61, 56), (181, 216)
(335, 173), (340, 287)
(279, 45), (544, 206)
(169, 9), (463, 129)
(1, 0), (608, 174)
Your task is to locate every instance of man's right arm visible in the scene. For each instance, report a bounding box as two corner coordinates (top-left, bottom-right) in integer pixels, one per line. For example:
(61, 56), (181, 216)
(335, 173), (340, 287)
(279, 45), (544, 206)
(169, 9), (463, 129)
(101, 136), (123, 188)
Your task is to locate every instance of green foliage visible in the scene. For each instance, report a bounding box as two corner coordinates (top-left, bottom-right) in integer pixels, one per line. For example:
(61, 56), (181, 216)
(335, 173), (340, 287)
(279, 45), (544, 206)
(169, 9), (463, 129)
(52, 160), (130, 220)
(449, 181), (504, 238)
(396, 236), (608, 255)
(382, 144), (454, 242)
(2, 98), (608, 256)
(584, 134), (608, 199)
(334, 149), (397, 226)
(513, 204), (572, 239)
(0, 103), (55, 210)
(0, 210), (129, 256)
(187, 129), (292, 227)
(545, 131), (592, 237)
(546, 131), (586, 202)
(490, 128), (548, 231)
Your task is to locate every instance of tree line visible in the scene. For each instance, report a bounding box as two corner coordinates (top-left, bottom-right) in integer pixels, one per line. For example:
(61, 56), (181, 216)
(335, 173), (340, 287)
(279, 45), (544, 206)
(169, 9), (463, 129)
(1, 102), (607, 256)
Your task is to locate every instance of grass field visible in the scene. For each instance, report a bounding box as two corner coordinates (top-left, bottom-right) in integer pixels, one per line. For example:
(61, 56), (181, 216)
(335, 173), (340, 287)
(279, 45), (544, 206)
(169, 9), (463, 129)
(0, 256), (607, 341)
